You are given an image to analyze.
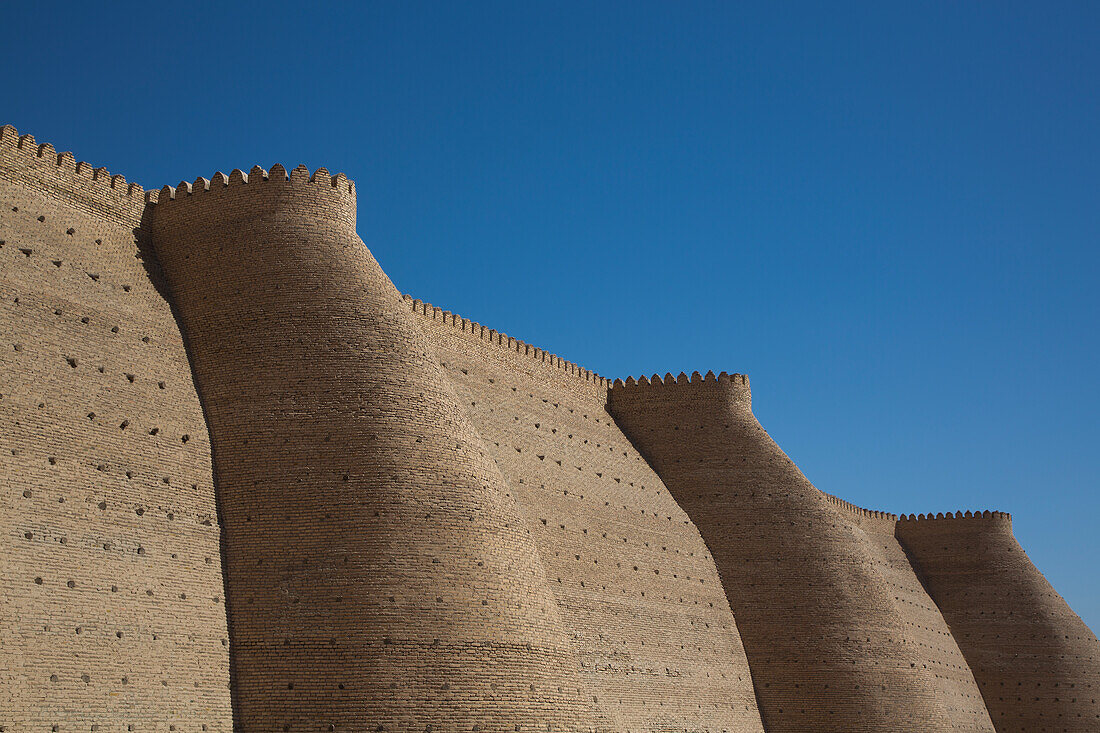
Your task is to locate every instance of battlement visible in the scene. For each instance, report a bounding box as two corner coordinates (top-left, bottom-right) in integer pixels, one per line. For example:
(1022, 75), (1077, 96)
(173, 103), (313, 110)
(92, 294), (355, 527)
(0, 124), (151, 221)
(897, 510), (1012, 523)
(822, 491), (897, 522)
(402, 293), (610, 389)
(612, 370), (749, 390)
(153, 163), (355, 204)
(895, 509), (1015, 546)
(150, 162), (357, 257)
(608, 370), (752, 413)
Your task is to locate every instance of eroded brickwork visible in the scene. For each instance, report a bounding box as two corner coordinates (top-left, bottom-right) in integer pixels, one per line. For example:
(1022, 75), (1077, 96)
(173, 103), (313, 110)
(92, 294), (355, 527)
(0, 126), (233, 731)
(898, 512), (1100, 732)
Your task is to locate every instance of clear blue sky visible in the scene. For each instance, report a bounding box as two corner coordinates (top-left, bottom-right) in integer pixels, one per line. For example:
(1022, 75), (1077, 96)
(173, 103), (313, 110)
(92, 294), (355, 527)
(5, 2), (1098, 630)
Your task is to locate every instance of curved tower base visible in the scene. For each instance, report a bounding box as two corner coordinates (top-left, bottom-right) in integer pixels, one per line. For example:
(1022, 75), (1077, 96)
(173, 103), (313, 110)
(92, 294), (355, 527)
(609, 372), (995, 733)
(150, 167), (601, 732)
(898, 512), (1100, 732)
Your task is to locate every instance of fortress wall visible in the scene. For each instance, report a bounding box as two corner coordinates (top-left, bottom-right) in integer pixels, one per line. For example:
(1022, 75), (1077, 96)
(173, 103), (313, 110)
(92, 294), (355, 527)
(0, 126), (233, 730)
(608, 373), (995, 733)
(410, 299), (765, 732)
(149, 170), (603, 732)
(897, 512), (1100, 731)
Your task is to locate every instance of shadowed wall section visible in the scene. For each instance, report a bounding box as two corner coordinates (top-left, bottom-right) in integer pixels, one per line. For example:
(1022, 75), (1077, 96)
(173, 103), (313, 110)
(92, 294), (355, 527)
(608, 372), (995, 733)
(408, 298), (765, 733)
(897, 512), (1100, 732)
(0, 126), (233, 730)
(149, 168), (602, 732)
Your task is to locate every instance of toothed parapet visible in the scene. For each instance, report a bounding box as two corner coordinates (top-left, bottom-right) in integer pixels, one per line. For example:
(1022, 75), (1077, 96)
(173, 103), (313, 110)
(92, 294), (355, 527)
(823, 491), (897, 523)
(151, 163), (355, 235)
(0, 124), (150, 222)
(897, 509), (1012, 525)
(609, 370), (751, 412)
(400, 293), (610, 390)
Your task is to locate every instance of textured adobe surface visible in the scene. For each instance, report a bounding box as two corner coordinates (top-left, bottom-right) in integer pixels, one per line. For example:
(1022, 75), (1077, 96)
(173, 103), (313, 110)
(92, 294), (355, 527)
(2, 123), (1099, 732)
(608, 373), (995, 732)
(410, 300), (765, 732)
(898, 513), (1100, 732)
(0, 126), (233, 731)
(149, 169), (603, 732)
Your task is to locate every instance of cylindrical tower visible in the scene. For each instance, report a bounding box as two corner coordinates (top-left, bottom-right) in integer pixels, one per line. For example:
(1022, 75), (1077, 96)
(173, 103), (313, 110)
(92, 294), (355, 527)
(150, 166), (601, 732)
(897, 512), (1100, 732)
(609, 372), (994, 732)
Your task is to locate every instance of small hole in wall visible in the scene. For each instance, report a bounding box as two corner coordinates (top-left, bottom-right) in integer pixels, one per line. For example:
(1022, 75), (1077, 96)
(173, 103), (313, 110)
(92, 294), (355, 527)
(37, 215), (45, 222)
(66, 228), (75, 235)
(123, 285), (132, 292)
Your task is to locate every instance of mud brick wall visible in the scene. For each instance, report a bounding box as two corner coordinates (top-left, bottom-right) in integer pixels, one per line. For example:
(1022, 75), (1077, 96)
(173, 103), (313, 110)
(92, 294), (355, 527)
(409, 299), (765, 733)
(898, 512), (1100, 732)
(149, 168), (603, 733)
(0, 125), (233, 731)
(608, 372), (995, 733)
(4, 122), (1099, 733)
